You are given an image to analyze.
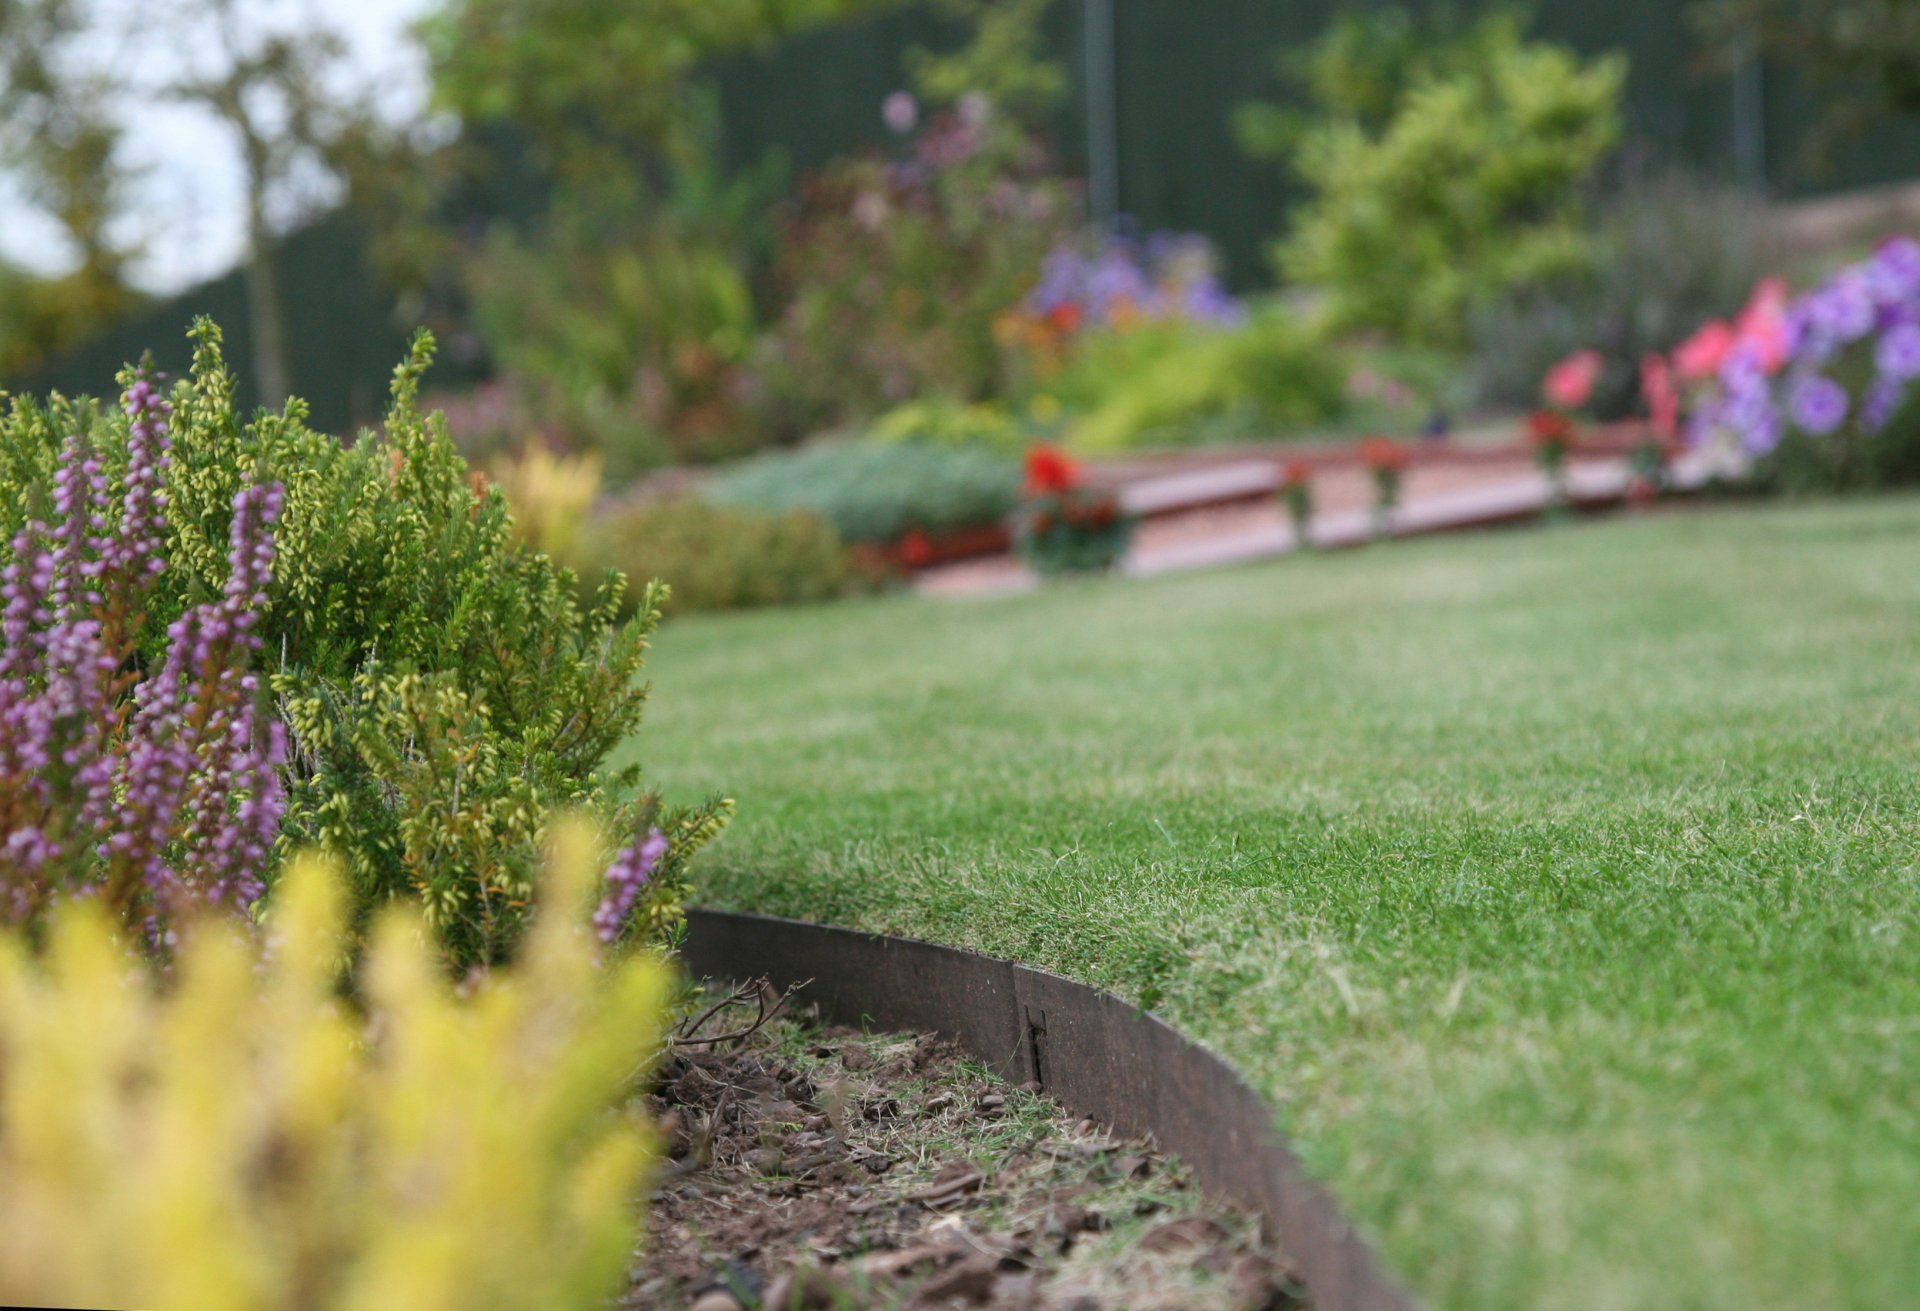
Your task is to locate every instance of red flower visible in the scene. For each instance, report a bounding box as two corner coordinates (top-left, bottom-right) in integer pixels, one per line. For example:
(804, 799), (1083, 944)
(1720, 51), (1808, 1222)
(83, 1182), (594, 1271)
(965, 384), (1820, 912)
(1542, 349), (1603, 411)
(897, 528), (935, 568)
(1043, 302), (1083, 336)
(1024, 445), (1082, 496)
(1526, 411), (1576, 450)
(1359, 437), (1410, 474)
(1278, 457), (1312, 488)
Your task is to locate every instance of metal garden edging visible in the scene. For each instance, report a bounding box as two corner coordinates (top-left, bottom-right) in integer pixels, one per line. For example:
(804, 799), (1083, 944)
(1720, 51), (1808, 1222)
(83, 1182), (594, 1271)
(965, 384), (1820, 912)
(681, 908), (1423, 1311)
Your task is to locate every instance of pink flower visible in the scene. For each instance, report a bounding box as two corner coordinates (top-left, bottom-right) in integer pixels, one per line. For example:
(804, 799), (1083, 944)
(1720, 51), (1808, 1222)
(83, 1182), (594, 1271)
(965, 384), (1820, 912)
(1639, 353), (1679, 439)
(881, 90), (918, 136)
(1734, 278), (1790, 374)
(1674, 321), (1736, 382)
(1542, 349), (1604, 411)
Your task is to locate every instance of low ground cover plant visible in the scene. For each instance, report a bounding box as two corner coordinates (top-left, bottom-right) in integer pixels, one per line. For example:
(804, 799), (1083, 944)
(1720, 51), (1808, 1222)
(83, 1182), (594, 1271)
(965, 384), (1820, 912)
(709, 438), (1021, 547)
(0, 835), (670, 1311)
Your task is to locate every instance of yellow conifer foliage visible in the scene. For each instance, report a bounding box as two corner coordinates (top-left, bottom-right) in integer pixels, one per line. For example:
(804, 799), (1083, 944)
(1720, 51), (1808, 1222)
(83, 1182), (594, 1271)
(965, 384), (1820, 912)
(0, 823), (666, 1311)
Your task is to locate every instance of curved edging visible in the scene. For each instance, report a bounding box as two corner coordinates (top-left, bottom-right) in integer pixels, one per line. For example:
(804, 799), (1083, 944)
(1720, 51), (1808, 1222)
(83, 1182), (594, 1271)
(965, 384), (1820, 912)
(682, 908), (1423, 1311)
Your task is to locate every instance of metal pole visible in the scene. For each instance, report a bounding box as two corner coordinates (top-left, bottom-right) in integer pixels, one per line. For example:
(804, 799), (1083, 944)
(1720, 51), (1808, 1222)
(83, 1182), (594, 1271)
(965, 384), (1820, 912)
(1732, 34), (1768, 192)
(1084, 0), (1120, 227)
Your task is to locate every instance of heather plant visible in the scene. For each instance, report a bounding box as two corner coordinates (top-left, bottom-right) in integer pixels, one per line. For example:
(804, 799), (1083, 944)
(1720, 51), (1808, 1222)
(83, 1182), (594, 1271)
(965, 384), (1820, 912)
(0, 373), (285, 944)
(0, 322), (728, 965)
(0, 832), (671, 1311)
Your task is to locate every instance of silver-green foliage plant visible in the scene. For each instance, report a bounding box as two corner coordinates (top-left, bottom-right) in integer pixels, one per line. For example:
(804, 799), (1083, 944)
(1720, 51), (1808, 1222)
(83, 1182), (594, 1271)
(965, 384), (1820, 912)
(0, 321), (729, 966)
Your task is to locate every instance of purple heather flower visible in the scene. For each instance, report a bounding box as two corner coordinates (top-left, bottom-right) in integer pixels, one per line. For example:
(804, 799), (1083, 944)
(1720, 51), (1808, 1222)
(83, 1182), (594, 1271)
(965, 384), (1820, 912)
(593, 828), (669, 944)
(1, 394), (287, 938)
(1789, 375), (1850, 436)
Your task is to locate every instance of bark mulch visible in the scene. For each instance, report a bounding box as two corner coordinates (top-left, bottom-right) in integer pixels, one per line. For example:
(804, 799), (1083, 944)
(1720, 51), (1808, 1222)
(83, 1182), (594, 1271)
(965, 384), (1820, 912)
(628, 991), (1304, 1311)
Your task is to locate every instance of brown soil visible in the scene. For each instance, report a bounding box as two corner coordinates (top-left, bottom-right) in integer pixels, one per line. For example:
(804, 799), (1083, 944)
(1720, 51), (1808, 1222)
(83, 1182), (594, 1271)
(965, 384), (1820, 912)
(628, 1001), (1303, 1311)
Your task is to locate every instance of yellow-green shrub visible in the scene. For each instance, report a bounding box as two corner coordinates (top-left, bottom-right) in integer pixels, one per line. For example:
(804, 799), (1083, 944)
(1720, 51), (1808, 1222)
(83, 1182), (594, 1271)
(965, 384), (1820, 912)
(586, 498), (860, 614)
(491, 443), (605, 567)
(0, 828), (668, 1311)
(1069, 310), (1349, 451)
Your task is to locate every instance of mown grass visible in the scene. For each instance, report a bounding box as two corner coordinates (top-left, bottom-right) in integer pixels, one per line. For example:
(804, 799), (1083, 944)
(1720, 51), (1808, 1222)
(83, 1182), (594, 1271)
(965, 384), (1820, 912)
(635, 498), (1920, 1311)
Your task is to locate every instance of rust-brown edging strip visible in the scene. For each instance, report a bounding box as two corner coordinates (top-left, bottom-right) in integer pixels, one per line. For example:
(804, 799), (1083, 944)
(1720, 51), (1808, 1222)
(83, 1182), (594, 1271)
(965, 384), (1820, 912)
(681, 908), (1423, 1311)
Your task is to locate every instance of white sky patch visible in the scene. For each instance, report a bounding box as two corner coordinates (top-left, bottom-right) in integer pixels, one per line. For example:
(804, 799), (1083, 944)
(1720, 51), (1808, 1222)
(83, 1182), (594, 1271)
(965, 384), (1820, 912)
(0, 0), (431, 294)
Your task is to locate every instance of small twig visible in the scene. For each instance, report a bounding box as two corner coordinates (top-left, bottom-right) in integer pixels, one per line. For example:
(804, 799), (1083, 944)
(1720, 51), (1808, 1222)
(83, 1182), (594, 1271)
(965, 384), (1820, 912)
(675, 981), (803, 1049)
(675, 979), (761, 1044)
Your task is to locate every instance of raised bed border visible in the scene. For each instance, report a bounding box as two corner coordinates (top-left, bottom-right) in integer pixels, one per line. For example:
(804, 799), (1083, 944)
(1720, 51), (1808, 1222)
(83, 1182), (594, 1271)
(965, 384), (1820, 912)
(681, 908), (1423, 1311)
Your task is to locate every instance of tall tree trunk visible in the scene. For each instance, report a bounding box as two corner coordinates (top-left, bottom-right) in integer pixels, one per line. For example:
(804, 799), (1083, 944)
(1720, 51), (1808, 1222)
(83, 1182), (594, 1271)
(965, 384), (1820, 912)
(243, 193), (290, 409)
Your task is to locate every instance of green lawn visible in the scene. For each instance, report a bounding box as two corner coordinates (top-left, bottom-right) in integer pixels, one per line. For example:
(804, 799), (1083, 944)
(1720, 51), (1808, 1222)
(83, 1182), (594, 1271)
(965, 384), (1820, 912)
(636, 498), (1920, 1311)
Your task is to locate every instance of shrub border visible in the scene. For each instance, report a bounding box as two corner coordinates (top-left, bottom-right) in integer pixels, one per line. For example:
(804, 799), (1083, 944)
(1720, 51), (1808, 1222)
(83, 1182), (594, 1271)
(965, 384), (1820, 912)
(681, 908), (1423, 1311)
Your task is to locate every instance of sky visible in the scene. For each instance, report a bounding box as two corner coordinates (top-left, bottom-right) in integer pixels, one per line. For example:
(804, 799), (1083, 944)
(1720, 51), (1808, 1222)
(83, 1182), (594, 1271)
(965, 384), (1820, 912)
(0, 0), (430, 294)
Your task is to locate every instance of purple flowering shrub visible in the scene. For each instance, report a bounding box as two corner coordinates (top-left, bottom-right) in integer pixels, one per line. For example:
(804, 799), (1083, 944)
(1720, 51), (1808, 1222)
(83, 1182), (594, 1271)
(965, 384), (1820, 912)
(1692, 238), (1920, 489)
(758, 86), (1078, 433)
(1017, 232), (1245, 341)
(0, 374), (286, 942)
(0, 323), (729, 966)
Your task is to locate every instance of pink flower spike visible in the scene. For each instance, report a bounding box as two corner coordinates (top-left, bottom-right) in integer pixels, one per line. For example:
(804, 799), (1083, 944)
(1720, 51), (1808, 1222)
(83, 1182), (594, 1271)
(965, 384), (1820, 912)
(1734, 278), (1791, 374)
(1674, 321), (1735, 382)
(1639, 353), (1679, 439)
(1543, 349), (1604, 411)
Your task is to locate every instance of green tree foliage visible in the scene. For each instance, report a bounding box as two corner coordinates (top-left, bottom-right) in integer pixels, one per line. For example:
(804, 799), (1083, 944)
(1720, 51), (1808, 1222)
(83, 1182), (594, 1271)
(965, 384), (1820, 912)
(0, 323), (729, 965)
(1241, 9), (1624, 351)
(413, 0), (900, 464)
(909, 0), (1065, 130)
(421, 0), (892, 180)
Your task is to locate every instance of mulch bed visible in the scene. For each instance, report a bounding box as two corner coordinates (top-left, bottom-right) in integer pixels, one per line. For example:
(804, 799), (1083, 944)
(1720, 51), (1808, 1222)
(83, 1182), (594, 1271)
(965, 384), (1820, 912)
(628, 989), (1304, 1311)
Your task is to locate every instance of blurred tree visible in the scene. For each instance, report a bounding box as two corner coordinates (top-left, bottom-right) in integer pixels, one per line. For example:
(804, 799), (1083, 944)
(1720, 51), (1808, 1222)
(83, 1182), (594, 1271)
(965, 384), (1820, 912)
(410, 0), (898, 466)
(1694, 0), (1920, 154)
(153, 0), (373, 407)
(1238, 8), (1624, 352)
(909, 0), (1065, 130)
(0, 0), (139, 373)
(420, 0), (893, 186)
(0, 0), (385, 405)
